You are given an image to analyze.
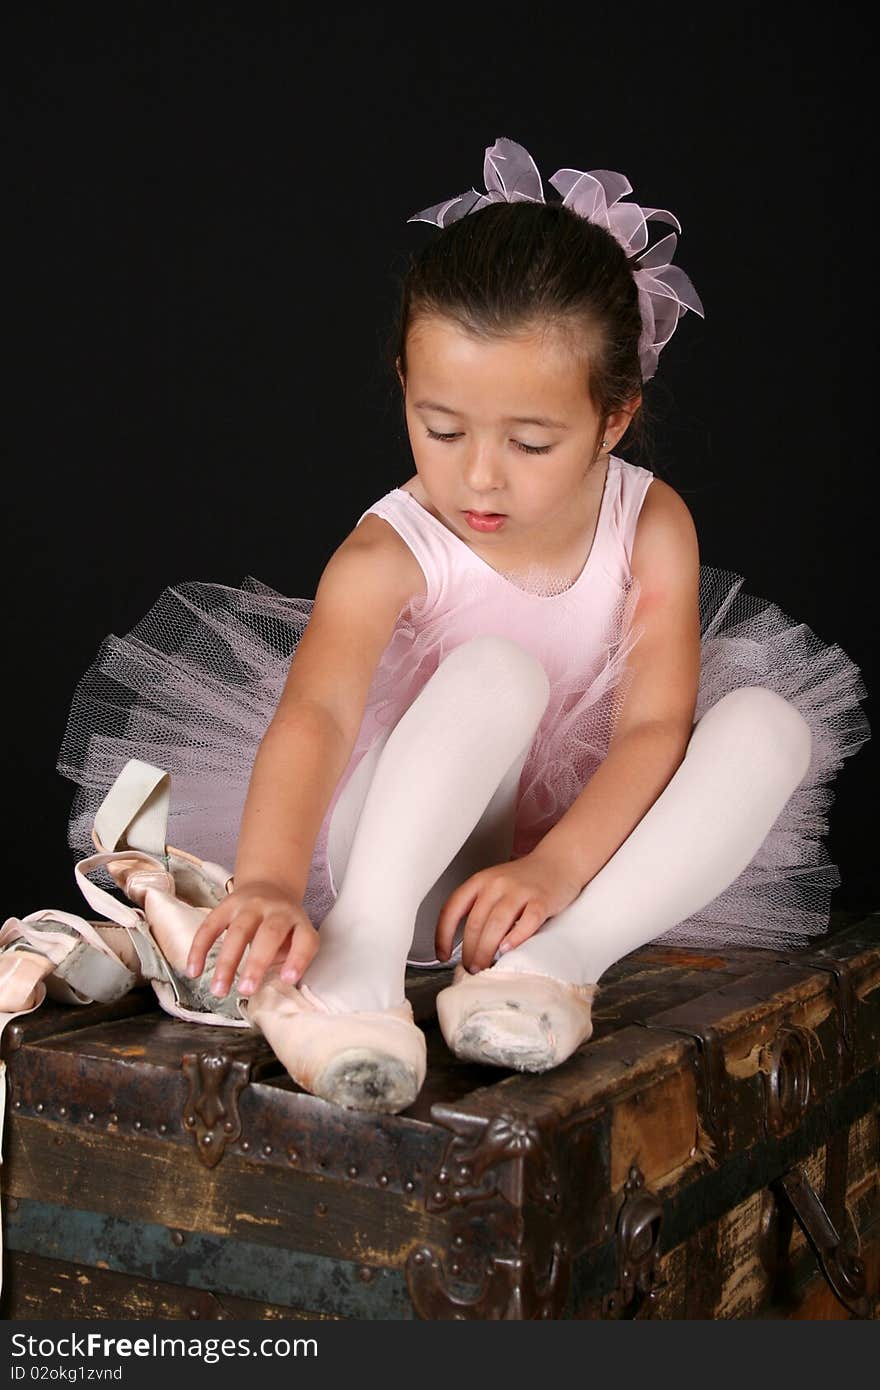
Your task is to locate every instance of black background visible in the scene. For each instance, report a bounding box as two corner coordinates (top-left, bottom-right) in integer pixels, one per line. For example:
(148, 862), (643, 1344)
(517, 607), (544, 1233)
(7, 5), (876, 918)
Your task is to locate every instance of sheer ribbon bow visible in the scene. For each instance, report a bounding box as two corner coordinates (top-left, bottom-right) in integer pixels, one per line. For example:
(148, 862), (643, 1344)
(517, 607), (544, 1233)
(407, 137), (705, 382)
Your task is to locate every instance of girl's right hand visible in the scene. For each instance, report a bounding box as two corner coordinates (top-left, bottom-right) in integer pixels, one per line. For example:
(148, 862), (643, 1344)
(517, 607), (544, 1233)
(185, 881), (319, 999)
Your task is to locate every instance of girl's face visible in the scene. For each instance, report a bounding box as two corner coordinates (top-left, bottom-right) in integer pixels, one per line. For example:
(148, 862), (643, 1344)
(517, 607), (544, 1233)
(398, 316), (639, 552)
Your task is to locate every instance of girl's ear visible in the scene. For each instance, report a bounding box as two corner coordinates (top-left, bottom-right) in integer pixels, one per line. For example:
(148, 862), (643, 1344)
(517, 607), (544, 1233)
(606, 394), (643, 448)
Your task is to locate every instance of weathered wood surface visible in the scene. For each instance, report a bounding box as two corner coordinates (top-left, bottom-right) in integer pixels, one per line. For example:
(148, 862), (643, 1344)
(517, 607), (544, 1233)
(1, 1249), (336, 1321)
(1, 911), (877, 1319)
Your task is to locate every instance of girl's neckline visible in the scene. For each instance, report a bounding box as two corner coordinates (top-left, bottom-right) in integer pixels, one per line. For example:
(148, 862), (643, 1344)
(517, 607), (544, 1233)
(392, 455), (618, 602)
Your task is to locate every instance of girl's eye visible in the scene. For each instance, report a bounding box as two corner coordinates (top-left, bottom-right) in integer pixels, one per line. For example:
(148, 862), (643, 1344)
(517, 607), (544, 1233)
(424, 428), (552, 456)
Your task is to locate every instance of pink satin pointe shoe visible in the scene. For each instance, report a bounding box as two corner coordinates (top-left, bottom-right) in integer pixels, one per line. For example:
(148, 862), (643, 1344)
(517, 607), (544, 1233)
(3, 758), (428, 1113)
(0, 909), (143, 1031)
(0, 759), (250, 1031)
(84, 759), (249, 1025)
(89, 761), (428, 1109)
(436, 963), (598, 1072)
(243, 968), (427, 1114)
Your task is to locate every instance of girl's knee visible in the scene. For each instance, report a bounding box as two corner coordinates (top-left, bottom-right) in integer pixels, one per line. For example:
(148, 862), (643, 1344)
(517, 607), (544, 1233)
(702, 686), (813, 779)
(438, 636), (551, 711)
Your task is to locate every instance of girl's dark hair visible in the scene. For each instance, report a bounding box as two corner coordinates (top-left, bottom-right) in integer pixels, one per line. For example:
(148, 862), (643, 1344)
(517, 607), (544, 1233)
(387, 199), (649, 458)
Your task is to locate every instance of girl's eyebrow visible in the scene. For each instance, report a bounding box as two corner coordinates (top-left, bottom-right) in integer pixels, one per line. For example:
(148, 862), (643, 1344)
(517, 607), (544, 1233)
(413, 399), (571, 430)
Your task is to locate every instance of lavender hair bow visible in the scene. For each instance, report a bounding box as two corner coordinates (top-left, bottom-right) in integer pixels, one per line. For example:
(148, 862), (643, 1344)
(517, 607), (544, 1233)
(407, 137), (705, 382)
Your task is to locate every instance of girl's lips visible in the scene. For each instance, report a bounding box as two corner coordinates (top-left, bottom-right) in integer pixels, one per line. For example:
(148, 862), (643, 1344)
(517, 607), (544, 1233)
(463, 510), (507, 533)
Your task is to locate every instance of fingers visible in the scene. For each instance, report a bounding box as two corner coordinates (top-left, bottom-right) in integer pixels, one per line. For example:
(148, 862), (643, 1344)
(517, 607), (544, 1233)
(185, 890), (316, 999)
(455, 889), (544, 967)
(236, 912), (301, 995)
(206, 908), (264, 997)
(462, 892), (530, 973)
(280, 922), (319, 985)
(238, 911), (319, 995)
(496, 903), (547, 957)
(435, 878), (480, 961)
(187, 900), (237, 978)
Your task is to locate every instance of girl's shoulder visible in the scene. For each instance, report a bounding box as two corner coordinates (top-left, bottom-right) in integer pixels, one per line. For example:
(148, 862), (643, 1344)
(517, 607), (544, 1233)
(339, 508), (427, 605)
(343, 508), (425, 594)
(630, 474), (700, 586)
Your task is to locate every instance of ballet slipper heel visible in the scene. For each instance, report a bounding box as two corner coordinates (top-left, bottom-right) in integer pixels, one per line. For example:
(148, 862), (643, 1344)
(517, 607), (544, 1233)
(244, 969), (427, 1114)
(436, 964), (598, 1072)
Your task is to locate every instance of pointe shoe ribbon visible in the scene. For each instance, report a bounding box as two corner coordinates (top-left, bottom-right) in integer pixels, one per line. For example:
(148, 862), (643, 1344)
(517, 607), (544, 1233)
(244, 968), (427, 1114)
(436, 964), (598, 1072)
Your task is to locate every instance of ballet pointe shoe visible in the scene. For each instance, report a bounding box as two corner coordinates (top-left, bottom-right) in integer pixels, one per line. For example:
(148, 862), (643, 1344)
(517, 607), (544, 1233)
(1, 909), (144, 1033)
(81, 758), (249, 1026)
(244, 968), (427, 1115)
(1, 759), (245, 1030)
(436, 964), (598, 1072)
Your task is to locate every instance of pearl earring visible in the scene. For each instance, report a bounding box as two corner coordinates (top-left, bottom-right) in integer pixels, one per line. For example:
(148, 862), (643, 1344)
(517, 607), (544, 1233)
(601, 438), (609, 449)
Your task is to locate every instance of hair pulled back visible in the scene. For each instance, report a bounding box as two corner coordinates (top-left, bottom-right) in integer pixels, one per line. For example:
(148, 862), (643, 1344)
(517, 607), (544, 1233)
(388, 199), (648, 456)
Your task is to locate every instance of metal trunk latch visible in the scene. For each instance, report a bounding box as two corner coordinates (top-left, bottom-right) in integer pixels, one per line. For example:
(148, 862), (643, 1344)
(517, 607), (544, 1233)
(602, 1165), (663, 1319)
(181, 1049), (250, 1167)
(775, 1164), (869, 1318)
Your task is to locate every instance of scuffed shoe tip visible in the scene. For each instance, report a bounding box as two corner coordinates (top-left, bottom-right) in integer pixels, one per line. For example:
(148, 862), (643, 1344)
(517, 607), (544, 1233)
(436, 965), (597, 1072)
(312, 1048), (421, 1113)
(454, 1004), (560, 1072)
(247, 972), (427, 1112)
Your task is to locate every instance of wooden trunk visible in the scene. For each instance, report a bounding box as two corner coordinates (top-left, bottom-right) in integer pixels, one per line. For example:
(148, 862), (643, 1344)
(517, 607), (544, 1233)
(1, 913), (878, 1320)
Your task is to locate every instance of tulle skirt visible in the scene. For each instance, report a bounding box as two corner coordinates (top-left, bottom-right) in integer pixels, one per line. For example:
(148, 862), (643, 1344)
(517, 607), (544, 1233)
(55, 565), (870, 954)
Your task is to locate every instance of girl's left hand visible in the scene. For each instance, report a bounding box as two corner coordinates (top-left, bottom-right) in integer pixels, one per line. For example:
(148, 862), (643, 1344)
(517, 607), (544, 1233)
(435, 850), (583, 974)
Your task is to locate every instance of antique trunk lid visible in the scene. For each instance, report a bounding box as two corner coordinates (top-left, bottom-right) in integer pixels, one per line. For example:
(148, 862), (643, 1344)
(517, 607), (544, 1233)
(1, 913), (877, 1319)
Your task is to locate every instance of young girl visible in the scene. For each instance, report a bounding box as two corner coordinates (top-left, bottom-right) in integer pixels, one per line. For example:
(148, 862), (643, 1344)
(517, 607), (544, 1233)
(41, 137), (871, 1114)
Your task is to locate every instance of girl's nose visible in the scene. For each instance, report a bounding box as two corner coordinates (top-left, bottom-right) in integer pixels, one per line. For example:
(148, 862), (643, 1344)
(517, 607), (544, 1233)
(462, 444), (505, 495)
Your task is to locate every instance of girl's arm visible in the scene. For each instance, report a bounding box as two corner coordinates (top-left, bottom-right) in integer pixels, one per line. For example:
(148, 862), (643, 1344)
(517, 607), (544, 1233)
(187, 515), (425, 995)
(435, 479), (701, 970)
(232, 516), (424, 896)
(529, 478), (701, 891)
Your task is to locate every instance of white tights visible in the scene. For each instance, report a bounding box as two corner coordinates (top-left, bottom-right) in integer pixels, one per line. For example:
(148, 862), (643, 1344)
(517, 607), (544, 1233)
(300, 636), (813, 1014)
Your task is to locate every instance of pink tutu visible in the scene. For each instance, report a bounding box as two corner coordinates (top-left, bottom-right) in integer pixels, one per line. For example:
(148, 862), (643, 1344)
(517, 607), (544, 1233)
(56, 564), (870, 953)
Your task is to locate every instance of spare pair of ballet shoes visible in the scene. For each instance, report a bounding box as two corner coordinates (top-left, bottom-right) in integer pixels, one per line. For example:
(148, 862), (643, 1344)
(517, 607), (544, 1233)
(1, 760), (597, 1116)
(0, 760), (431, 1114)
